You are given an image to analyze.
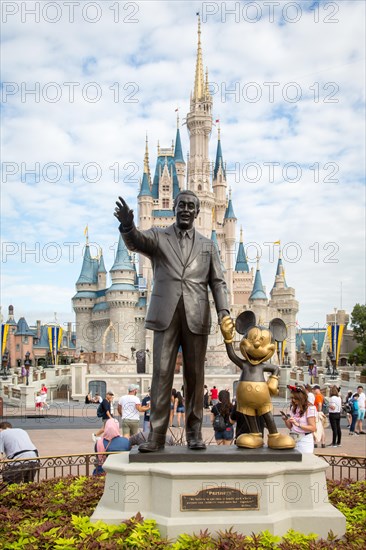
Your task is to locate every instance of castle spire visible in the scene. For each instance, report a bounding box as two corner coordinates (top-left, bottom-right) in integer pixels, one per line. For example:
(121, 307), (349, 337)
(193, 13), (205, 101)
(214, 122), (226, 180)
(235, 226), (249, 272)
(224, 188), (236, 219)
(249, 256), (267, 301)
(144, 133), (151, 183)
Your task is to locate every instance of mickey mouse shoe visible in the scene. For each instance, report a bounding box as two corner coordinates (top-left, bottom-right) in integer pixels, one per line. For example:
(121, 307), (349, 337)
(236, 433), (264, 449)
(267, 433), (296, 449)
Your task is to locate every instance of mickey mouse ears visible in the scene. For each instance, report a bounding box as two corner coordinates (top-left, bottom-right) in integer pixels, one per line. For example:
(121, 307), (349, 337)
(236, 311), (256, 335)
(235, 311), (287, 342)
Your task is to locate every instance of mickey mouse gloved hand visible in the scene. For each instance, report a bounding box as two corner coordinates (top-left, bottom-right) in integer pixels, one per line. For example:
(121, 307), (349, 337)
(220, 316), (235, 344)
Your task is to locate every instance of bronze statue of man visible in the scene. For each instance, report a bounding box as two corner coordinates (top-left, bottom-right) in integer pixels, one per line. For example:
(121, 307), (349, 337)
(115, 190), (233, 452)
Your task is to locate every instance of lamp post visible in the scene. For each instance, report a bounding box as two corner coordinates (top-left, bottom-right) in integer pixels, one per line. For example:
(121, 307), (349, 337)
(326, 350), (333, 376)
(1, 351), (9, 376)
(330, 352), (338, 379)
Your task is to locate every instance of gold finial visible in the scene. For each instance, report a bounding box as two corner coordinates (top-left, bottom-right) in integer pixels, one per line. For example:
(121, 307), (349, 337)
(240, 226), (243, 242)
(176, 111), (180, 128)
(193, 13), (205, 100)
(157, 140), (160, 156)
(229, 187), (232, 200)
(99, 247), (102, 260)
(256, 255), (260, 270)
(218, 120), (221, 141)
(279, 246), (282, 259)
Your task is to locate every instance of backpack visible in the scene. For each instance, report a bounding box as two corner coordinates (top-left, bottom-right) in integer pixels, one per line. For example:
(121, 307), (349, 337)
(96, 403), (104, 418)
(322, 398), (329, 415)
(213, 413), (226, 431)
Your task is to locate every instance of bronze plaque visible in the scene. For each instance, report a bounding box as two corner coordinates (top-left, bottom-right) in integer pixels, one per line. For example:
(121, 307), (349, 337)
(181, 487), (259, 511)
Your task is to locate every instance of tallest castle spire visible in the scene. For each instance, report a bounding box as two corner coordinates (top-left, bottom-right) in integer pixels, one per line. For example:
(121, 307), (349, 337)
(193, 14), (205, 101)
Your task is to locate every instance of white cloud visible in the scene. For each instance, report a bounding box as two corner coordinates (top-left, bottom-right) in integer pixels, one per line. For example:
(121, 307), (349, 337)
(1, 0), (365, 329)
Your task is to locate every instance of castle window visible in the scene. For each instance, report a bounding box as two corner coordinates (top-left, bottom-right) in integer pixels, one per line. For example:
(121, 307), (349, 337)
(162, 185), (169, 192)
(198, 184), (202, 191)
(162, 199), (169, 208)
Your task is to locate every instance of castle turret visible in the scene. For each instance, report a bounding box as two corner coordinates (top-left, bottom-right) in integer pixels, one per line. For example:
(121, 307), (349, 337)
(212, 124), (227, 226)
(269, 248), (299, 364)
(174, 113), (186, 190)
(186, 15), (214, 236)
(97, 249), (107, 291)
(223, 189), (237, 303)
(232, 227), (253, 310)
(73, 241), (98, 352)
(106, 235), (139, 357)
(138, 136), (154, 283)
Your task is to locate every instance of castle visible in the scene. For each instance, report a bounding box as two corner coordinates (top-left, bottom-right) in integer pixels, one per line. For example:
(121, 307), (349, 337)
(72, 18), (299, 372)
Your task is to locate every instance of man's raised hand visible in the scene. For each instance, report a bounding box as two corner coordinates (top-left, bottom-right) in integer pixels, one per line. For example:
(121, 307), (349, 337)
(114, 196), (134, 228)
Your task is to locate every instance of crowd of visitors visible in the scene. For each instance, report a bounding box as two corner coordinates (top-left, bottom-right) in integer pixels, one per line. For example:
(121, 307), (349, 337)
(2, 382), (364, 487)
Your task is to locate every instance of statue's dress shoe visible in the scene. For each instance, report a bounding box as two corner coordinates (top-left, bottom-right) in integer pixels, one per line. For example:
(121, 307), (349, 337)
(138, 441), (165, 453)
(187, 439), (206, 450)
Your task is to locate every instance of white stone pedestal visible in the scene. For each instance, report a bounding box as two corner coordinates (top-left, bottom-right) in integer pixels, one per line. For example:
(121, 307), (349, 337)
(91, 448), (345, 540)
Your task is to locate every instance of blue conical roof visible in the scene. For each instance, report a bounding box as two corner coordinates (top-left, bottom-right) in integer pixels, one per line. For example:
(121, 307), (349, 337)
(224, 198), (236, 220)
(235, 242), (249, 272)
(138, 172), (152, 197)
(211, 229), (219, 247)
(151, 155), (180, 200)
(98, 253), (107, 273)
(76, 245), (98, 284)
(249, 267), (267, 301)
(15, 317), (34, 336)
(214, 139), (226, 179)
(273, 255), (288, 289)
(110, 234), (134, 271)
(174, 128), (185, 163)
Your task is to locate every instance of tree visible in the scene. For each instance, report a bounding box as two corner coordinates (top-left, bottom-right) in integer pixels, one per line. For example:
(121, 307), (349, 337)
(350, 304), (366, 364)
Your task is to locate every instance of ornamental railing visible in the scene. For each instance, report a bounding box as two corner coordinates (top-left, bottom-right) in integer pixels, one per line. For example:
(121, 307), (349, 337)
(317, 453), (366, 481)
(0, 452), (122, 491)
(0, 450), (365, 491)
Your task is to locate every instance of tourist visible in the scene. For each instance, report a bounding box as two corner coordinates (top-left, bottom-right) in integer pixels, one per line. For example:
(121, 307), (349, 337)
(211, 389), (234, 446)
(210, 386), (219, 406)
(92, 391), (115, 441)
(328, 385), (342, 447)
(175, 391), (185, 428)
(93, 419), (130, 474)
(282, 386), (316, 453)
(355, 385), (365, 435)
(349, 393), (359, 435)
(169, 389), (178, 427)
(313, 385), (324, 412)
(117, 385), (147, 437)
(344, 391), (353, 427)
(0, 422), (39, 484)
(141, 388), (151, 432)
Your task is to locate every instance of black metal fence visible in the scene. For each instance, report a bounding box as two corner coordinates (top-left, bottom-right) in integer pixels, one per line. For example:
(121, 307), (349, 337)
(1, 451), (364, 492)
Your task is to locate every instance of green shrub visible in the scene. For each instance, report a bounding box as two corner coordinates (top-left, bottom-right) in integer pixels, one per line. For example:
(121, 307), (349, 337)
(0, 476), (365, 549)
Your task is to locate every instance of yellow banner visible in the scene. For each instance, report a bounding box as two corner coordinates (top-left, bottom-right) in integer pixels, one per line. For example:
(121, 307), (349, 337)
(1, 324), (9, 355)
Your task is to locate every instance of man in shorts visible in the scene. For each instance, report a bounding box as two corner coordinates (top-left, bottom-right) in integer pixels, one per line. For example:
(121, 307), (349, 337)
(118, 385), (148, 436)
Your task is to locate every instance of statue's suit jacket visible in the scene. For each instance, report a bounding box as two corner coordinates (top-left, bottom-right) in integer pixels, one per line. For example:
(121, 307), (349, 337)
(120, 223), (229, 333)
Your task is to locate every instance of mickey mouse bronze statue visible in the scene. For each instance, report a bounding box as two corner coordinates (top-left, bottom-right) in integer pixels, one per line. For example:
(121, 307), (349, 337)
(221, 311), (295, 449)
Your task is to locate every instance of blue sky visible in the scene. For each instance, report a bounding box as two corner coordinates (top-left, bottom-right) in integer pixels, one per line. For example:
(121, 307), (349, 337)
(1, 0), (365, 331)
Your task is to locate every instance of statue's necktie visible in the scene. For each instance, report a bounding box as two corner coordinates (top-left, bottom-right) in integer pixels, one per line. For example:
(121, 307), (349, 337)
(179, 231), (188, 264)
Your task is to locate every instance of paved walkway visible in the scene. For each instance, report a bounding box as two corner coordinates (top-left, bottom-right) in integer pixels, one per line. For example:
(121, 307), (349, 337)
(6, 401), (364, 459)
